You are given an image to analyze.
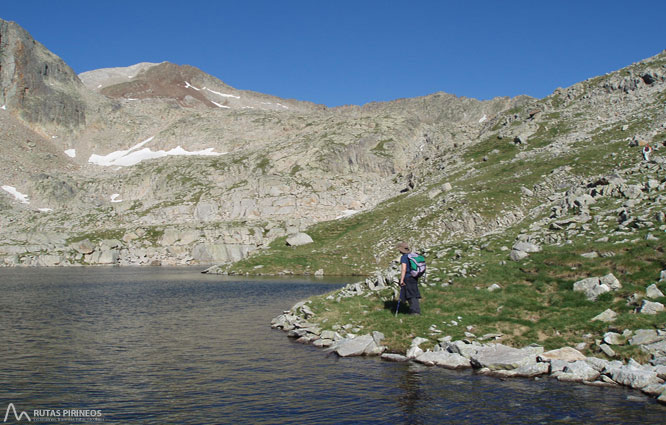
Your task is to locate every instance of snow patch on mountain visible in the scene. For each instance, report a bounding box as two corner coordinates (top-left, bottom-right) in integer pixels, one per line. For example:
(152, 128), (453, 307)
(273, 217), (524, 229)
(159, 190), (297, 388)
(2, 185), (30, 204)
(88, 136), (226, 167)
(205, 87), (240, 99)
(211, 101), (230, 109)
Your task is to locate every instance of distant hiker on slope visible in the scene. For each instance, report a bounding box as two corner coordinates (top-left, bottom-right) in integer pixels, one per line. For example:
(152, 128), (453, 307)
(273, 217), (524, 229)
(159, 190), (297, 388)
(397, 242), (422, 315)
(643, 144), (653, 161)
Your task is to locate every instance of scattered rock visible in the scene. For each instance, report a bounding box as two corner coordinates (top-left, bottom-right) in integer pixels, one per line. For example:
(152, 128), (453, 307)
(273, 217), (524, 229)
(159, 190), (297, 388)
(285, 232), (314, 247)
(470, 344), (541, 371)
(599, 344), (616, 357)
(603, 332), (625, 346)
(381, 353), (409, 362)
(639, 300), (665, 315)
(554, 360), (600, 382)
(510, 249), (529, 261)
(646, 284), (665, 299)
(415, 351), (472, 369)
(591, 309), (618, 323)
(573, 277), (611, 301)
(539, 347), (586, 362)
(333, 334), (375, 357)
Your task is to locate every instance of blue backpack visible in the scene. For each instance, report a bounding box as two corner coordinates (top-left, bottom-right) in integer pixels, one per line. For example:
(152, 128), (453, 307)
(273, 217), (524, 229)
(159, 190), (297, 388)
(407, 253), (426, 278)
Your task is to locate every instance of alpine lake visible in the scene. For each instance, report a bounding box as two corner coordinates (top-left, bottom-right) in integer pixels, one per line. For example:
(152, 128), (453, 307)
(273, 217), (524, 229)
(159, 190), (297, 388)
(0, 267), (664, 424)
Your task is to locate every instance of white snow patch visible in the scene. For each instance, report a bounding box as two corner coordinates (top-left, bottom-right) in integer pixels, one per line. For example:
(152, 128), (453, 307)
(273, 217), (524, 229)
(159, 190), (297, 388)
(88, 136), (226, 167)
(242, 106), (255, 109)
(97, 84), (102, 88)
(479, 114), (487, 123)
(276, 103), (288, 109)
(205, 87), (240, 99)
(64, 149), (76, 158)
(336, 210), (359, 219)
(1, 105), (6, 110)
(51, 135), (58, 139)
(128, 75), (133, 79)
(38, 208), (53, 213)
(110, 194), (123, 203)
(184, 81), (201, 91)
(2, 185), (30, 204)
(211, 101), (230, 109)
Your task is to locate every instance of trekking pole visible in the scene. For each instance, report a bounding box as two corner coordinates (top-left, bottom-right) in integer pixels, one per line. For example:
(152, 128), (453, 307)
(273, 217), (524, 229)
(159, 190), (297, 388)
(395, 286), (403, 317)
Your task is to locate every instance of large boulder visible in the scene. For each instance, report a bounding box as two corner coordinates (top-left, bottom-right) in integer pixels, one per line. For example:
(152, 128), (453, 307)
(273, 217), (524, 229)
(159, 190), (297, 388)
(573, 277), (610, 301)
(285, 233), (314, 247)
(538, 347), (586, 362)
(629, 329), (663, 346)
(604, 365), (663, 390)
(71, 239), (95, 255)
(415, 351), (472, 369)
(554, 360), (600, 382)
(333, 334), (374, 357)
(470, 344), (541, 371)
(591, 309), (618, 323)
(639, 300), (665, 315)
(647, 284), (665, 299)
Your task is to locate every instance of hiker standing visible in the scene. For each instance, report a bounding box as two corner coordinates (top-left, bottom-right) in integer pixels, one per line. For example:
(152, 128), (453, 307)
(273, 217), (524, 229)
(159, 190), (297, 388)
(643, 144), (653, 161)
(397, 242), (421, 315)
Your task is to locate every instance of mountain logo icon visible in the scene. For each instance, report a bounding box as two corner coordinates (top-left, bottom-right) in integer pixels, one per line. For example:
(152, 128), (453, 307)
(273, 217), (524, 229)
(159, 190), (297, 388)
(3, 404), (31, 422)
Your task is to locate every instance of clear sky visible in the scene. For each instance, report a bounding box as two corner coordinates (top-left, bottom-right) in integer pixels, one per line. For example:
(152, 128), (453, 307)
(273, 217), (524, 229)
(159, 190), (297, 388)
(2, 1), (665, 107)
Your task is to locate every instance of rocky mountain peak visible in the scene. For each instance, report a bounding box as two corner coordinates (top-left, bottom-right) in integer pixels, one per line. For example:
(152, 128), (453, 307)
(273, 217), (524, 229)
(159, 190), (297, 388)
(0, 18), (89, 130)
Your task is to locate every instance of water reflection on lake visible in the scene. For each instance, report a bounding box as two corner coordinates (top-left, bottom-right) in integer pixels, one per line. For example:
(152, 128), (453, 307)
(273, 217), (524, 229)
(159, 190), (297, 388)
(0, 267), (663, 424)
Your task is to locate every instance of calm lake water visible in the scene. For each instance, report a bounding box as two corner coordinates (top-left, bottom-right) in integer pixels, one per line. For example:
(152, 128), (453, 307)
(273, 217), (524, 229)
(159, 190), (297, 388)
(0, 267), (664, 424)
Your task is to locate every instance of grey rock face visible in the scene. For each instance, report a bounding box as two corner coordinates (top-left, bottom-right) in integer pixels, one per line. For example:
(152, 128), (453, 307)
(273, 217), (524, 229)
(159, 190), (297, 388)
(0, 19), (88, 128)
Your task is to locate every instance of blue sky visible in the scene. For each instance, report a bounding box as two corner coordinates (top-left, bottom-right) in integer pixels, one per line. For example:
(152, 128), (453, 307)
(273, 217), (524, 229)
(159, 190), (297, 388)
(3, 1), (665, 107)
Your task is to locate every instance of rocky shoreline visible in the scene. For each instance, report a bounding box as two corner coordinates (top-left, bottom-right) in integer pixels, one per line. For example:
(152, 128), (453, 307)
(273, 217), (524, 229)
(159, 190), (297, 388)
(272, 299), (666, 405)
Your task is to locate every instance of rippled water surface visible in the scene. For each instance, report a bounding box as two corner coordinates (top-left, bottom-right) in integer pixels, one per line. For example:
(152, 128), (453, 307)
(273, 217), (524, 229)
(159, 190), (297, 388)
(0, 267), (664, 424)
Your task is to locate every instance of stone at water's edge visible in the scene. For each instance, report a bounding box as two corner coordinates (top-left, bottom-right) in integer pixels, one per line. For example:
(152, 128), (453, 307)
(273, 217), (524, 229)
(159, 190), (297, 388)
(553, 360), (600, 382)
(470, 344), (542, 371)
(415, 351), (472, 369)
(381, 353), (409, 362)
(538, 347), (586, 362)
(333, 334), (374, 357)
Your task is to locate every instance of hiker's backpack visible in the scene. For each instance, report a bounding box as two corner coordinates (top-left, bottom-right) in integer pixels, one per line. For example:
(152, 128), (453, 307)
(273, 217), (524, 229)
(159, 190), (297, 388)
(407, 253), (426, 278)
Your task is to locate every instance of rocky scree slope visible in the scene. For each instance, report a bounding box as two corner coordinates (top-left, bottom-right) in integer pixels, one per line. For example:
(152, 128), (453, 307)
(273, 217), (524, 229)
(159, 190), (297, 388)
(0, 18), (526, 267)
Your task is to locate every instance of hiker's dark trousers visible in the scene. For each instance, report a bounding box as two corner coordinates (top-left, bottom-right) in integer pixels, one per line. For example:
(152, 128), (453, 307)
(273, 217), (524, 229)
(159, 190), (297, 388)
(407, 296), (420, 315)
(401, 275), (421, 314)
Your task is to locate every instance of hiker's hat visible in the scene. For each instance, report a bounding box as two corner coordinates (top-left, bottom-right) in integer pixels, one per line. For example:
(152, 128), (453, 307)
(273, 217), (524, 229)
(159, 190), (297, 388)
(397, 242), (411, 254)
